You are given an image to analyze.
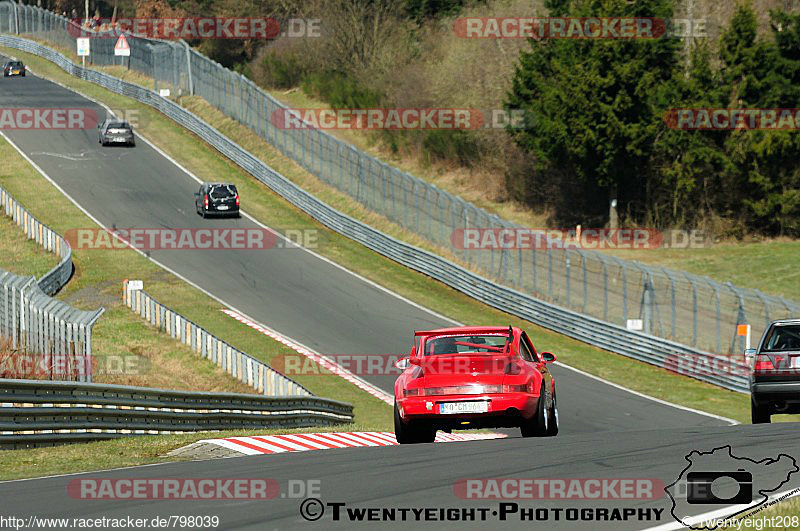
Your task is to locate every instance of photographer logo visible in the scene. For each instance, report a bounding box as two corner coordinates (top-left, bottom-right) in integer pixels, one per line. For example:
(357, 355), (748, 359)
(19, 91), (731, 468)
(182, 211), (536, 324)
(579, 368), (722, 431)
(665, 446), (797, 529)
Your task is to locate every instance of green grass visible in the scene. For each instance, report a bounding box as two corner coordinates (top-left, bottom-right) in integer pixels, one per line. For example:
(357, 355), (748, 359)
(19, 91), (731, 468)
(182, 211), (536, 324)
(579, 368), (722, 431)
(606, 241), (800, 301)
(0, 214), (59, 278)
(0, 424), (386, 481)
(12, 39), (800, 308)
(270, 82), (800, 303)
(0, 134), (391, 479)
(0, 43), (758, 423)
(720, 493), (800, 529)
(0, 42), (775, 479)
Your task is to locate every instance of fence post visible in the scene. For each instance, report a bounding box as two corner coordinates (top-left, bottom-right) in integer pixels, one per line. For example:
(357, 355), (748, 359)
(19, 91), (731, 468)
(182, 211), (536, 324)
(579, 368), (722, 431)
(755, 291), (771, 330)
(662, 268), (677, 340)
(182, 40), (194, 96)
(581, 253), (587, 313)
(642, 274), (654, 335)
(621, 262), (628, 323)
(706, 278), (722, 353)
(727, 282), (747, 355)
(684, 273), (698, 346)
(602, 259), (609, 321)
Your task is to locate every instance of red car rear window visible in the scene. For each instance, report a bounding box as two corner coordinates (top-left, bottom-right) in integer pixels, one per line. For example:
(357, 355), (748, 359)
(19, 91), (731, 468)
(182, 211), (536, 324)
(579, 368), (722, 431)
(424, 334), (509, 355)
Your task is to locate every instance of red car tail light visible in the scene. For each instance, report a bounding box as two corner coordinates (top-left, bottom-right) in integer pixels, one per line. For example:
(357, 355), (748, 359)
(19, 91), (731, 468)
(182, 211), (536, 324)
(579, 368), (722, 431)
(754, 355), (775, 373)
(503, 382), (534, 394)
(235, 194), (240, 206)
(404, 383), (536, 396)
(407, 384), (506, 397)
(204, 194), (209, 209)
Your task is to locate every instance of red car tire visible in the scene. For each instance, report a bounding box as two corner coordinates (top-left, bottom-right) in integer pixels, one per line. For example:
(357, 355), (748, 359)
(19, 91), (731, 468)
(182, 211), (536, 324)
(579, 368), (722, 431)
(394, 402), (436, 444)
(520, 384), (549, 437)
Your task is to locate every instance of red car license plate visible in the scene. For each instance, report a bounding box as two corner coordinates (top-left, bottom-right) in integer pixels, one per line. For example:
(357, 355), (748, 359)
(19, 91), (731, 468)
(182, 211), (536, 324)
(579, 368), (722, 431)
(439, 401), (488, 414)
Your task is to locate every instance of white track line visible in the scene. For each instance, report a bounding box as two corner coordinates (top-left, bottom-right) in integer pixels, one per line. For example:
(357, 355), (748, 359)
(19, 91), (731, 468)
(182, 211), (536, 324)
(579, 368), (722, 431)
(554, 362), (739, 426)
(20, 59), (459, 328)
(221, 309), (393, 405)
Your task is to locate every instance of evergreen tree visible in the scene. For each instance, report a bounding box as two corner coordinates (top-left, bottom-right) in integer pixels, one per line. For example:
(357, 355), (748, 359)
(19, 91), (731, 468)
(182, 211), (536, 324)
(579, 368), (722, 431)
(506, 0), (681, 225)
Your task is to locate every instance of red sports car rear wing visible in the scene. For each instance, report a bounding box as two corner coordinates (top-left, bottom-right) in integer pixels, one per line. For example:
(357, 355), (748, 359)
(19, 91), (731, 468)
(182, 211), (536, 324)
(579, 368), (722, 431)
(414, 326), (514, 337)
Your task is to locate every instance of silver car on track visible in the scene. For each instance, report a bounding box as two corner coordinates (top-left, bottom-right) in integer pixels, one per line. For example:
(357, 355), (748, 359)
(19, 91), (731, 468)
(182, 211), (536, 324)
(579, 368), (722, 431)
(98, 119), (135, 147)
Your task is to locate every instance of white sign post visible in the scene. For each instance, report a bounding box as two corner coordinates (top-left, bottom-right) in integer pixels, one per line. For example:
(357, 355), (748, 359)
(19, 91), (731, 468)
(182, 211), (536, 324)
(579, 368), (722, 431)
(126, 280), (143, 293)
(737, 324), (752, 350)
(626, 319), (644, 331)
(77, 37), (90, 68)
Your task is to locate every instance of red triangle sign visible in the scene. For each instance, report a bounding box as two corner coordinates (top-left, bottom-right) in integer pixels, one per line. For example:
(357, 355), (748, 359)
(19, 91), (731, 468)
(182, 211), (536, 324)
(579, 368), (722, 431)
(114, 34), (129, 51)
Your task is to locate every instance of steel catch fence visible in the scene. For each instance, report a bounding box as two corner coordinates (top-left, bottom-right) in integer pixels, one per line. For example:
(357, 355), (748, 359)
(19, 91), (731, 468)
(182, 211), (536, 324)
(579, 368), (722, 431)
(2, 3), (797, 358)
(0, 28), (756, 392)
(0, 186), (103, 382)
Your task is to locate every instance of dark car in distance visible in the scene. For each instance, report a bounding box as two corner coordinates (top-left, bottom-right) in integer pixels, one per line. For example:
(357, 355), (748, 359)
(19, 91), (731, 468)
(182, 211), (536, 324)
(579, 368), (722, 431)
(748, 319), (800, 423)
(3, 61), (25, 77)
(195, 183), (239, 218)
(98, 119), (135, 146)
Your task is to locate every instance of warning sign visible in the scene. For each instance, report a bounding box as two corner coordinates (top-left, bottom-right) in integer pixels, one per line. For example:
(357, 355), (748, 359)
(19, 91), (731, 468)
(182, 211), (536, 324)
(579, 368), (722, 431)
(114, 34), (130, 56)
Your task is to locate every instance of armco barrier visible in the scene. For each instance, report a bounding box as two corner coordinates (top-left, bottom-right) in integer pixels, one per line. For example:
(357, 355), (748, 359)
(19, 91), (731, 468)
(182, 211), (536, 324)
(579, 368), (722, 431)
(0, 378), (353, 449)
(0, 186), (72, 295)
(3, 3), (794, 357)
(0, 35), (750, 393)
(122, 282), (311, 397)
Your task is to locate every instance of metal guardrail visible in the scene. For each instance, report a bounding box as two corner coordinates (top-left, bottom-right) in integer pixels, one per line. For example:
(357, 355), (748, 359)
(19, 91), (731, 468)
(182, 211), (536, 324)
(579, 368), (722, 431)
(1, 3), (793, 358)
(0, 186), (103, 382)
(0, 378), (353, 449)
(123, 282), (312, 397)
(0, 186), (72, 295)
(0, 35), (750, 392)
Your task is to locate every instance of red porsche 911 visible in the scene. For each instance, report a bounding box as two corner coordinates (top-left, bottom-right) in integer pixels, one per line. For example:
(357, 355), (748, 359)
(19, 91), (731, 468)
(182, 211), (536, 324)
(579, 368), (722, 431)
(394, 325), (558, 443)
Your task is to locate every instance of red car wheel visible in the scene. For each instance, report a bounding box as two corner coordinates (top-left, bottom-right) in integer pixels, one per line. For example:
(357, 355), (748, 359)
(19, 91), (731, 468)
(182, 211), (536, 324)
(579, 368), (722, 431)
(394, 402), (435, 444)
(520, 384), (549, 437)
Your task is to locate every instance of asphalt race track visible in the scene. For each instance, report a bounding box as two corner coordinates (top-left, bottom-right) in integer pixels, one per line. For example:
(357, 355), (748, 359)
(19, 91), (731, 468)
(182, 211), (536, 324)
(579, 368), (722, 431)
(4, 425), (800, 530)
(2, 59), (798, 530)
(0, 59), (721, 431)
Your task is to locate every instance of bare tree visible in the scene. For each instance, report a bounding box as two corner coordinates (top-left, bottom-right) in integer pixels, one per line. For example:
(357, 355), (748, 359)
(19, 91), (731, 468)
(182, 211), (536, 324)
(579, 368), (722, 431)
(321, 0), (406, 76)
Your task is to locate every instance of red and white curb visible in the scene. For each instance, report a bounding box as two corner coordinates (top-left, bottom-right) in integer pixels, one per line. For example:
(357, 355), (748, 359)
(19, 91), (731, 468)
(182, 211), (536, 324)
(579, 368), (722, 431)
(179, 431), (507, 457)
(222, 309), (394, 405)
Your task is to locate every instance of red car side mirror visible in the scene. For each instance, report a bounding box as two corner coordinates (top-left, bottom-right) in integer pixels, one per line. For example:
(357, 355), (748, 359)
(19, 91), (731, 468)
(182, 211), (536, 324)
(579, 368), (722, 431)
(541, 352), (556, 364)
(395, 357), (422, 370)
